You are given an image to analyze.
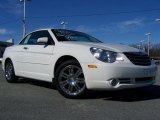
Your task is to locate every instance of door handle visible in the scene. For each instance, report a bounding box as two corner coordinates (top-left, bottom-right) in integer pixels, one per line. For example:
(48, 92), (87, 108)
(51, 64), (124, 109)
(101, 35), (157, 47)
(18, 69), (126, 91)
(23, 47), (28, 50)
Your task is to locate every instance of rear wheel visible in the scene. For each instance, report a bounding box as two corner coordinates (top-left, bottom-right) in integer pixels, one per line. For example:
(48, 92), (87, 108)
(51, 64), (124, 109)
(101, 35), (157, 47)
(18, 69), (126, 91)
(55, 60), (87, 98)
(5, 60), (18, 83)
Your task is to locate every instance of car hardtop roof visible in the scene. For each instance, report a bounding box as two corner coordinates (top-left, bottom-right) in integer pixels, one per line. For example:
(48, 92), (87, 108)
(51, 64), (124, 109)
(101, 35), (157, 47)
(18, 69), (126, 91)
(23, 28), (70, 37)
(25, 29), (82, 38)
(29, 28), (74, 33)
(33, 28), (52, 32)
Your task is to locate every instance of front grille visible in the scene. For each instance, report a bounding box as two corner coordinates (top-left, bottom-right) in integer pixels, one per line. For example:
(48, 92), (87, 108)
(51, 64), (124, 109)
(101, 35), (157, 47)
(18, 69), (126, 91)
(119, 78), (131, 84)
(117, 77), (154, 84)
(135, 77), (153, 83)
(124, 52), (151, 66)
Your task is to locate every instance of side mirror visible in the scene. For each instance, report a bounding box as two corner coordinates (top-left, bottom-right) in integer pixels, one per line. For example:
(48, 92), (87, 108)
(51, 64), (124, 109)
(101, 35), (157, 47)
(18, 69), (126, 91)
(37, 37), (48, 44)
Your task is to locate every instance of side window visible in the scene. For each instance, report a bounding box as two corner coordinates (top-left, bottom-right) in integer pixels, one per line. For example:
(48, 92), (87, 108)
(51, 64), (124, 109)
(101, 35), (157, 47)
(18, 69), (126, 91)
(19, 30), (55, 45)
(19, 34), (32, 45)
(27, 33), (39, 45)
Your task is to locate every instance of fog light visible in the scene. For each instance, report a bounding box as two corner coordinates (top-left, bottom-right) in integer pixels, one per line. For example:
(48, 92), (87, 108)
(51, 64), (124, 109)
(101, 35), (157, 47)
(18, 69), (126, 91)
(109, 79), (119, 87)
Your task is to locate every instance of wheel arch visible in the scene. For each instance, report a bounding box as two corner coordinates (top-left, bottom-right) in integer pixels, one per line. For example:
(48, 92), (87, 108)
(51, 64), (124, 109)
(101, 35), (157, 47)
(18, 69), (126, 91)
(4, 58), (12, 68)
(4, 57), (16, 72)
(54, 55), (81, 77)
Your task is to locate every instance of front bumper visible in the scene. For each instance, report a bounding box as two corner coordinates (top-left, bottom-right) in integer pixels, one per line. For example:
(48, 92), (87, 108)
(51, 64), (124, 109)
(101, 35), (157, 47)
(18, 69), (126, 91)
(81, 62), (157, 90)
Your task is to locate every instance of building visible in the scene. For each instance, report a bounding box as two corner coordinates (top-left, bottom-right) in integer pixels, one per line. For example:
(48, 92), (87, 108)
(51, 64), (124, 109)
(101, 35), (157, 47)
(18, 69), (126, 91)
(0, 40), (14, 61)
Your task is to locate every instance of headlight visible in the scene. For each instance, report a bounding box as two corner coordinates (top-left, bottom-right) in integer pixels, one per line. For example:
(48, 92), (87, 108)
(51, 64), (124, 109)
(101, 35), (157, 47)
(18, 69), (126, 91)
(90, 47), (123, 63)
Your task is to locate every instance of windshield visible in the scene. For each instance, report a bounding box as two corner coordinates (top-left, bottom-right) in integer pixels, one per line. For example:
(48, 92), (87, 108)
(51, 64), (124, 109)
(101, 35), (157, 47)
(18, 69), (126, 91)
(52, 29), (102, 43)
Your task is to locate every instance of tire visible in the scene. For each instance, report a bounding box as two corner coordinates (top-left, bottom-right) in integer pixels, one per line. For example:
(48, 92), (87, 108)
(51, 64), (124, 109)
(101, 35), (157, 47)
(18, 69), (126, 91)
(55, 59), (87, 98)
(5, 60), (18, 83)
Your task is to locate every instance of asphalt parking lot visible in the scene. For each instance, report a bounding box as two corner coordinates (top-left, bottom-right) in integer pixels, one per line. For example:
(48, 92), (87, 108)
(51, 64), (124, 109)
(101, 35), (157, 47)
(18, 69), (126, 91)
(0, 64), (160, 120)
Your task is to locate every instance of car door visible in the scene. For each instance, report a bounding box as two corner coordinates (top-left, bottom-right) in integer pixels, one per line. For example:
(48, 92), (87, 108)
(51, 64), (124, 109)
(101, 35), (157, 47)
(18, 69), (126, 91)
(16, 30), (55, 81)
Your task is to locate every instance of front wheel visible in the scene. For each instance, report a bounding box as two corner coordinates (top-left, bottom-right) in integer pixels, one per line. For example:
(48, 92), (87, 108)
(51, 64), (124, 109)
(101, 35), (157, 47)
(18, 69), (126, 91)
(55, 60), (87, 98)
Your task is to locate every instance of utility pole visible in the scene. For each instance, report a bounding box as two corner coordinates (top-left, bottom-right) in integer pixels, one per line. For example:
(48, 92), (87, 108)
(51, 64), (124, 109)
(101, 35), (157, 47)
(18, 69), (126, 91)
(145, 33), (151, 56)
(61, 21), (68, 29)
(20, 0), (31, 38)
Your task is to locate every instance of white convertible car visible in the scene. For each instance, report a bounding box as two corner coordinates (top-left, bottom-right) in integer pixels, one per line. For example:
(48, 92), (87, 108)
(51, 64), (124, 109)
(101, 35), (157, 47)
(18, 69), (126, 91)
(2, 29), (157, 98)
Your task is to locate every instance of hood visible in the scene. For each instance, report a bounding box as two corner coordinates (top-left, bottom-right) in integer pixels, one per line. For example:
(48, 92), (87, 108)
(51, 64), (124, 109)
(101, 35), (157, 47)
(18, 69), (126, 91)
(60, 42), (139, 53)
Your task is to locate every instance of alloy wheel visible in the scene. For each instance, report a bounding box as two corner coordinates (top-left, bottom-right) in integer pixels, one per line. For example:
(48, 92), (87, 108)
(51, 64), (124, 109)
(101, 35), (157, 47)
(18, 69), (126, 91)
(58, 65), (86, 96)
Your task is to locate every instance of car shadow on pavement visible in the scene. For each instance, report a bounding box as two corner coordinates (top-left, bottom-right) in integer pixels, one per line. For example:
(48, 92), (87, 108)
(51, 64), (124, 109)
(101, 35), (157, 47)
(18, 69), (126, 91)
(17, 78), (160, 102)
(17, 78), (56, 90)
(85, 85), (160, 102)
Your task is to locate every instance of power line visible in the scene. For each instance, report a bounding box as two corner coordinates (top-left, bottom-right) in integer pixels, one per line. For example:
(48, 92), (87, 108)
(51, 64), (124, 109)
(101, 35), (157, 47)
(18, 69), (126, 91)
(27, 8), (160, 19)
(1, 8), (160, 26)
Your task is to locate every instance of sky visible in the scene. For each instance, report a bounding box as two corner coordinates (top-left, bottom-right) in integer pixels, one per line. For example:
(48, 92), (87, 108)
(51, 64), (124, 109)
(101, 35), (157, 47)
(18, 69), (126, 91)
(0, 0), (160, 45)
